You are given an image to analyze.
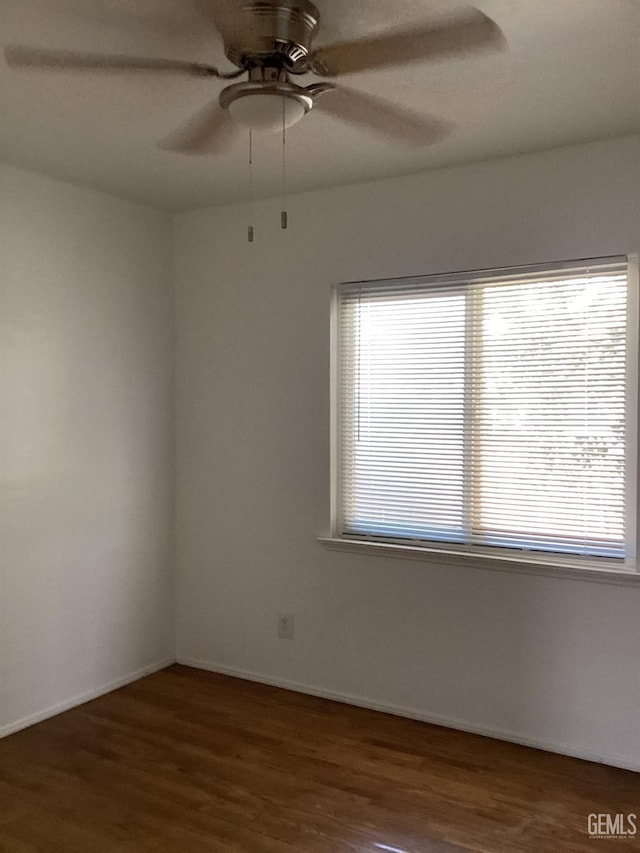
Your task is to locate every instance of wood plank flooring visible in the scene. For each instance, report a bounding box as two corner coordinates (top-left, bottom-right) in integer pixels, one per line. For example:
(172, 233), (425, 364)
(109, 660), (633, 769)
(0, 664), (638, 852)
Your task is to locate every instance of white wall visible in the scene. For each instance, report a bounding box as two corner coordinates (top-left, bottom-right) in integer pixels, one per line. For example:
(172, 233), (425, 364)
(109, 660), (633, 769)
(174, 136), (640, 770)
(0, 164), (175, 735)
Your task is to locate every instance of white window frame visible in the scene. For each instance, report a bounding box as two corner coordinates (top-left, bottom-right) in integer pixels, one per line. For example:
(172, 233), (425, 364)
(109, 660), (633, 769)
(321, 255), (640, 585)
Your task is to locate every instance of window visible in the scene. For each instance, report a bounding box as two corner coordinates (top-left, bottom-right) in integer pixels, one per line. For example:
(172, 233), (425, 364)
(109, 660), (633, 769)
(332, 257), (638, 570)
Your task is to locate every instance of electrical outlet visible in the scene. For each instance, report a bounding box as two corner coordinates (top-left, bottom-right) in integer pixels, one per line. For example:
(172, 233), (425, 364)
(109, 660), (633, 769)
(278, 613), (294, 640)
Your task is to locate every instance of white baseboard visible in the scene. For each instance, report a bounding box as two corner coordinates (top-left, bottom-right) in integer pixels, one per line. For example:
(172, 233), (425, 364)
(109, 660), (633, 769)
(177, 656), (639, 773)
(0, 657), (175, 739)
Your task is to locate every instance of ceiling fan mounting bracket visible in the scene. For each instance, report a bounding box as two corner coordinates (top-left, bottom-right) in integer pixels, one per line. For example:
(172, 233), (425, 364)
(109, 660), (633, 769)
(223, 0), (320, 74)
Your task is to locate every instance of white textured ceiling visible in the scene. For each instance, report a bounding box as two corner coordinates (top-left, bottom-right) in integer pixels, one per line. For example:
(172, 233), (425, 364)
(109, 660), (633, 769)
(1, 0), (639, 210)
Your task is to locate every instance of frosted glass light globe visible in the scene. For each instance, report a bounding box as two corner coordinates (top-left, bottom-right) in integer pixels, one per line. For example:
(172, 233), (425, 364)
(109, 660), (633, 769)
(228, 94), (306, 133)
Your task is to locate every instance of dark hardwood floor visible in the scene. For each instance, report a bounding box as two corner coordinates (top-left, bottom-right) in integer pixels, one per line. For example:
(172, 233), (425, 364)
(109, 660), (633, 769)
(1, 665), (638, 852)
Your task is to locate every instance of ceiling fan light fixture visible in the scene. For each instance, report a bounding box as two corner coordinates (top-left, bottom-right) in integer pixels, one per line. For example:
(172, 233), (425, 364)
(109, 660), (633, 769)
(228, 93), (305, 132)
(220, 80), (314, 133)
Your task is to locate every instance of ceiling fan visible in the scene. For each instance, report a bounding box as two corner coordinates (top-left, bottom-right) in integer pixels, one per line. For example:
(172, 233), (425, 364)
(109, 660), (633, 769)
(4, 1), (505, 154)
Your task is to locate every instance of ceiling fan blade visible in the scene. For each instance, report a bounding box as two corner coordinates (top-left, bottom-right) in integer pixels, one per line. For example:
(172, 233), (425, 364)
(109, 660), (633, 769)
(313, 86), (451, 147)
(4, 45), (232, 77)
(310, 7), (504, 77)
(160, 100), (240, 155)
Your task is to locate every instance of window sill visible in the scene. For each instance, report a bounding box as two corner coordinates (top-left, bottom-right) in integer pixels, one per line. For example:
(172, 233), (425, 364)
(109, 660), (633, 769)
(317, 537), (640, 586)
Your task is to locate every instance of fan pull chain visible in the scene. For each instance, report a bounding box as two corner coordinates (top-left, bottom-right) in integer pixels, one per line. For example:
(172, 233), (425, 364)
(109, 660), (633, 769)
(281, 97), (288, 230)
(248, 129), (254, 243)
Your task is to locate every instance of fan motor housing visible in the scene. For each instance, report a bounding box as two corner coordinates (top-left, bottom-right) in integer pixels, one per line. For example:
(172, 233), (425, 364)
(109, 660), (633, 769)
(222, 0), (320, 73)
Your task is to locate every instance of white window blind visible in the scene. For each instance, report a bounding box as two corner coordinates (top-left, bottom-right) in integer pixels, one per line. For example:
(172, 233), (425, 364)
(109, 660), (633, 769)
(334, 257), (635, 564)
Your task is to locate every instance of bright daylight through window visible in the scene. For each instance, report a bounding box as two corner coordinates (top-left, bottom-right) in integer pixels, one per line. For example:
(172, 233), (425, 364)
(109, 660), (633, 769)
(333, 257), (637, 569)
